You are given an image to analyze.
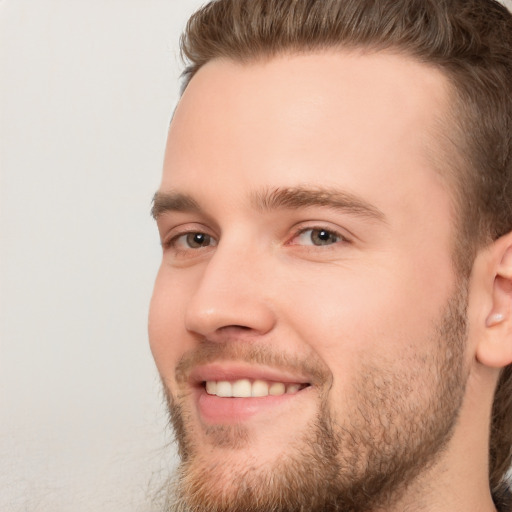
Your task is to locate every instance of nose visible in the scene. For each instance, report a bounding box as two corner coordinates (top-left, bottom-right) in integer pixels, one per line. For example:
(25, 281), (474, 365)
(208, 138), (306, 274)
(184, 239), (277, 339)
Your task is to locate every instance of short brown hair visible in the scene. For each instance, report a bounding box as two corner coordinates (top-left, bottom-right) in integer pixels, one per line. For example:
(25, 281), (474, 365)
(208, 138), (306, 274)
(179, 0), (512, 496)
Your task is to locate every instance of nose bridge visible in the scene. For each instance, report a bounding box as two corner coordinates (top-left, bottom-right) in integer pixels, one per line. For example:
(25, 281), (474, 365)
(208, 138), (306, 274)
(184, 234), (276, 337)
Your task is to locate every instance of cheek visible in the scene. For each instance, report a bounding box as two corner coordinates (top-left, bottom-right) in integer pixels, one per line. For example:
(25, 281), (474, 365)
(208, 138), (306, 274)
(148, 266), (190, 381)
(276, 258), (453, 390)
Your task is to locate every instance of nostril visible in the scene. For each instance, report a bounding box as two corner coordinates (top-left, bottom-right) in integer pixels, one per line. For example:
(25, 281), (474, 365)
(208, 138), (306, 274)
(216, 324), (253, 336)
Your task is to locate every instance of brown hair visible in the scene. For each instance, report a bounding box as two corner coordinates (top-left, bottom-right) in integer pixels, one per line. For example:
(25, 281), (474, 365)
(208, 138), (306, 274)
(179, 0), (512, 497)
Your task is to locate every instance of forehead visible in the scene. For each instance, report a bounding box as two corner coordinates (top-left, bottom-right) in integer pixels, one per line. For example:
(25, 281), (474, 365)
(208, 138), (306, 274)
(162, 51), (452, 219)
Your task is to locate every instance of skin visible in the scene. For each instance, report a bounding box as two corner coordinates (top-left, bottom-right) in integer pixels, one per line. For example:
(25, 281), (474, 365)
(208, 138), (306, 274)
(149, 51), (510, 511)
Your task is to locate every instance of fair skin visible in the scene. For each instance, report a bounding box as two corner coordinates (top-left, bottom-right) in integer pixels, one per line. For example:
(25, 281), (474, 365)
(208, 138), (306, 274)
(149, 51), (512, 512)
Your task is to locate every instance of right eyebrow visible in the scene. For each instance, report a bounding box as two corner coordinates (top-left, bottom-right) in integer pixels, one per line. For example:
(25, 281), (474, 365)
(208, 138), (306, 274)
(151, 191), (201, 219)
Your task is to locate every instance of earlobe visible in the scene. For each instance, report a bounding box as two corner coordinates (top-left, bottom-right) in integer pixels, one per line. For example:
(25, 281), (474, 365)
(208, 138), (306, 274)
(476, 240), (512, 368)
(486, 311), (505, 327)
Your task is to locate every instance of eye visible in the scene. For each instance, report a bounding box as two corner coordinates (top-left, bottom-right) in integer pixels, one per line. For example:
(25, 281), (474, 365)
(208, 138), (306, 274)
(172, 232), (217, 249)
(294, 228), (344, 246)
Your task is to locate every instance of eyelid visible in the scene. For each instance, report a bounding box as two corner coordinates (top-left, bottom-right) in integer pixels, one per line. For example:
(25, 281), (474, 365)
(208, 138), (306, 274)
(287, 223), (352, 247)
(159, 221), (353, 254)
(172, 232), (218, 250)
(161, 223), (218, 249)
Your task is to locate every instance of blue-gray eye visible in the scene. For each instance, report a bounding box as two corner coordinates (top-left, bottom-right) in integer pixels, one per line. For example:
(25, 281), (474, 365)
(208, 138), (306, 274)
(297, 228), (341, 246)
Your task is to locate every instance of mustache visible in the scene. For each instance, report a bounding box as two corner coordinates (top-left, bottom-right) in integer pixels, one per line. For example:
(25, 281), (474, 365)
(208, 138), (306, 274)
(174, 341), (331, 386)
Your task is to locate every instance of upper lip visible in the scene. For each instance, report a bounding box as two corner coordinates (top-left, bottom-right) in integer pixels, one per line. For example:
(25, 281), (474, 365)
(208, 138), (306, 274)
(188, 362), (313, 386)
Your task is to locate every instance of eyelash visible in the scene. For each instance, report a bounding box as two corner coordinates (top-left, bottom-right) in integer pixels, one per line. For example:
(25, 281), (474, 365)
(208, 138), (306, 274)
(288, 226), (349, 248)
(162, 225), (350, 254)
(162, 230), (216, 251)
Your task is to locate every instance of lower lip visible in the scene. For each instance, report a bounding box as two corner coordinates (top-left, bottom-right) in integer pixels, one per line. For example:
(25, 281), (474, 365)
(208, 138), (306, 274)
(196, 388), (307, 423)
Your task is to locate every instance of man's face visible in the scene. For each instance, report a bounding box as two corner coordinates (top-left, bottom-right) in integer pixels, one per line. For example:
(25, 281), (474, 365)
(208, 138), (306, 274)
(149, 52), (470, 511)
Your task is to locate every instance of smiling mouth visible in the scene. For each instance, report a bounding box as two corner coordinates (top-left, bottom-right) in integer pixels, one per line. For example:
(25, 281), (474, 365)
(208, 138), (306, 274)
(204, 379), (310, 398)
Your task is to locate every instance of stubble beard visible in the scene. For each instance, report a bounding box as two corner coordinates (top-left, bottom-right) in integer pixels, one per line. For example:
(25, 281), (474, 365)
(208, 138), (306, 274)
(161, 287), (469, 512)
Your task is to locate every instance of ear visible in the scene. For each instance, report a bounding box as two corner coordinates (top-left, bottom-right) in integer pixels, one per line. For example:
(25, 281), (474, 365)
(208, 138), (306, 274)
(474, 231), (512, 368)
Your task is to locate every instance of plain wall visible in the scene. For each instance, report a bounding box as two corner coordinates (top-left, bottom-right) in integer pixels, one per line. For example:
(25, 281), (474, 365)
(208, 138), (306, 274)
(1, 1), (512, 511)
(1, 2), (204, 511)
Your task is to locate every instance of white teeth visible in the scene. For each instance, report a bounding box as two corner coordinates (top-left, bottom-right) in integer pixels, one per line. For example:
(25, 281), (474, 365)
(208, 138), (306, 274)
(252, 380), (269, 397)
(205, 379), (305, 398)
(232, 379), (252, 398)
(216, 381), (232, 397)
(269, 382), (286, 396)
(205, 381), (217, 395)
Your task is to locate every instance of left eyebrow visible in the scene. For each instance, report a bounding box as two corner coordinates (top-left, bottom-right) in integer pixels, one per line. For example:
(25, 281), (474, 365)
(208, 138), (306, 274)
(251, 186), (386, 222)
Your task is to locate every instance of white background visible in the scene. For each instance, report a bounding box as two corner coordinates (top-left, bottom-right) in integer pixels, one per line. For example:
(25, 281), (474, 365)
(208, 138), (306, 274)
(1, 1), (204, 511)
(1, 1), (512, 511)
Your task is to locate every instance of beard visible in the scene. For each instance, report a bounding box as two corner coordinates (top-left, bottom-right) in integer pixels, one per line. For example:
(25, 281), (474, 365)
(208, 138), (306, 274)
(160, 286), (469, 512)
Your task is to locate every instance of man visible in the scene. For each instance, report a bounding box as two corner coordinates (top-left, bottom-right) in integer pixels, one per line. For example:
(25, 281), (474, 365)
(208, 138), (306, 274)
(149, 0), (512, 510)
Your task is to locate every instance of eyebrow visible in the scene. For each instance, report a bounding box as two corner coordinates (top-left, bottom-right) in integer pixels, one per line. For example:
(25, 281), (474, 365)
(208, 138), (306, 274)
(151, 191), (201, 219)
(151, 186), (386, 222)
(251, 186), (386, 221)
